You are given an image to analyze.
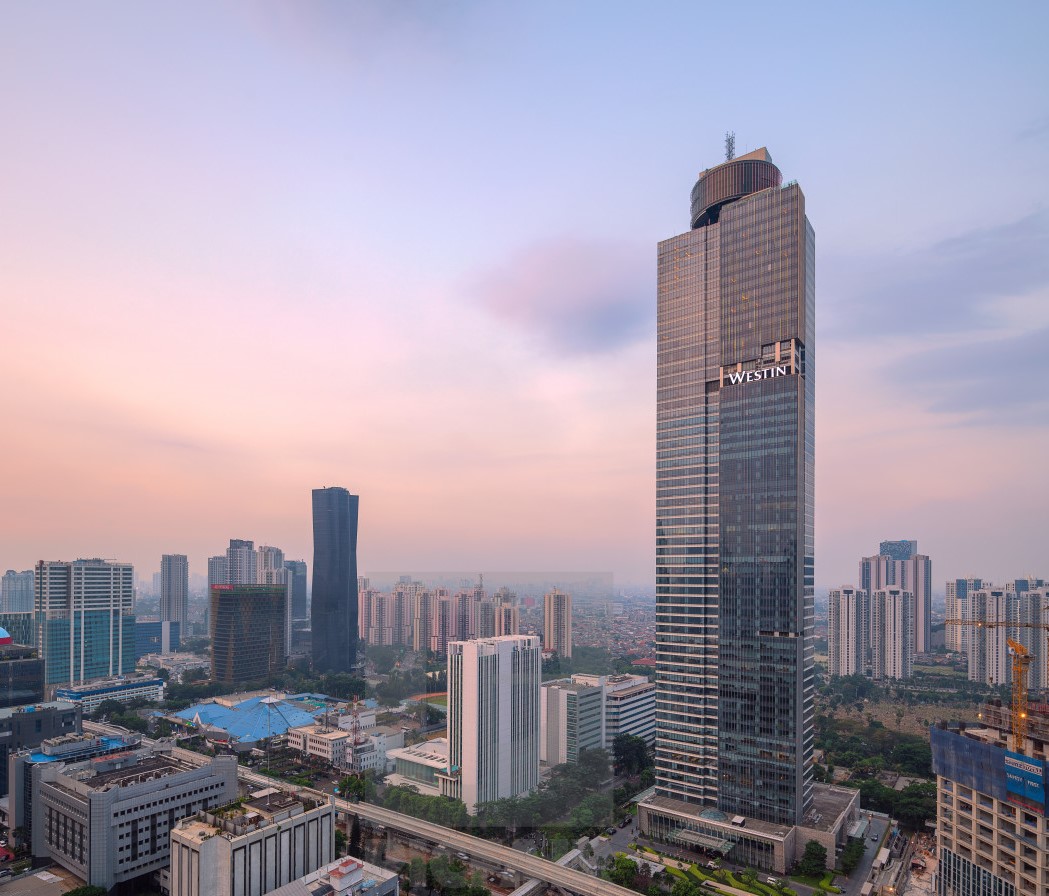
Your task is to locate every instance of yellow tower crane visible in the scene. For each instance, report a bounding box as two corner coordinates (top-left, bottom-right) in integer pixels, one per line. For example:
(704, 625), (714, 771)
(944, 618), (1049, 757)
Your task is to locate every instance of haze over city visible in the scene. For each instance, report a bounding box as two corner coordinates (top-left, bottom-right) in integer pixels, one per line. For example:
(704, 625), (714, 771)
(2, 2), (1046, 589)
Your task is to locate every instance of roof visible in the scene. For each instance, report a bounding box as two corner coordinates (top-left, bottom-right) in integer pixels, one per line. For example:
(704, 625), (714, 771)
(176, 697), (322, 743)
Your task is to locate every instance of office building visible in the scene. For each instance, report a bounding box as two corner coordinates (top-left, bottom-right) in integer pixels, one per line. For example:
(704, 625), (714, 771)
(0, 611), (34, 647)
(543, 588), (572, 659)
(540, 677), (604, 765)
(573, 672), (656, 747)
(0, 628), (44, 708)
(170, 792), (335, 896)
(859, 540), (932, 653)
(8, 732), (141, 848)
(932, 705), (1049, 895)
(268, 857), (399, 896)
(34, 744), (239, 891)
(0, 701), (81, 796)
(286, 559), (308, 620)
(211, 584), (288, 684)
(35, 558), (136, 686)
(827, 587), (867, 677)
(639, 147), (860, 873)
(1, 569), (34, 613)
(135, 618), (182, 658)
(311, 487), (359, 674)
(439, 635), (541, 813)
(386, 738), (450, 796)
(161, 553), (190, 623)
(53, 674), (165, 712)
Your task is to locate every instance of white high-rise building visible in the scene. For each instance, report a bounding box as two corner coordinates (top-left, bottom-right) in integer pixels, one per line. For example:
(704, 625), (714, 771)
(225, 539), (256, 585)
(859, 541), (932, 653)
(827, 587), (868, 677)
(160, 554), (189, 623)
(1, 569), (34, 613)
(543, 588), (572, 659)
(869, 587), (914, 681)
(440, 635), (541, 813)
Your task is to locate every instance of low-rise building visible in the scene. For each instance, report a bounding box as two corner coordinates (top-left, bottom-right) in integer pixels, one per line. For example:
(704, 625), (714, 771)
(53, 674), (165, 712)
(0, 701), (81, 796)
(565, 673), (656, 747)
(288, 724), (352, 769)
(268, 856), (398, 896)
(34, 743), (239, 891)
(170, 791), (335, 896)
(385, 738), (450, 796)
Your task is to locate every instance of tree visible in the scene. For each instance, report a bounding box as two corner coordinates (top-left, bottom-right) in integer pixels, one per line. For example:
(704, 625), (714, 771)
(797, 840), (828, 877)
(613, 735), (651, 775)
(839, 838), (865, 875)
(671, 880), (700, 896)
(348, 815), (363, 859)
(92, 699), (125, 721)
(606, 855), (640, 889)
(335, 828), (347, 857)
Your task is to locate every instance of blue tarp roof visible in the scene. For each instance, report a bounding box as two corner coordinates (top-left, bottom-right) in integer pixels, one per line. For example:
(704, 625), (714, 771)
(174, 695), (336, 743)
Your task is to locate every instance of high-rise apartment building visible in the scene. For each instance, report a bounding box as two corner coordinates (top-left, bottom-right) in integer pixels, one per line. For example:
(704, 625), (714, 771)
(439, 635), (541, 813)
(870, 587), (914, 680)
(226, 539), (257, 584)
(210, 584), (288, 685)
(311, 487), (359, 674)
(828, 587), (867, 677)
(35, 559), (136, 686)
(160, 553), (189, 623)
(859, 540), (932, 653)
(639, 148), (859, 874)
(543, 588), (572, 659)
(1, 570), (34, 613)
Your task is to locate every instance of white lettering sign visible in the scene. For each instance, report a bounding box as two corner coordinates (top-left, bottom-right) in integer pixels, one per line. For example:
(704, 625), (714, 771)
(725, 365), (792, 385)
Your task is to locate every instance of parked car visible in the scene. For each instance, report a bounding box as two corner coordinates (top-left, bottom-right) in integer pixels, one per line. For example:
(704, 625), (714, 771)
(619, 817), (631, 828)
(705, 861), (718, 870)
(766, 878), (780, 886)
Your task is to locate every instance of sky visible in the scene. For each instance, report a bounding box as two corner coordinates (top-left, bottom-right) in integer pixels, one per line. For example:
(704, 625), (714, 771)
(2, 1), (1047, 592)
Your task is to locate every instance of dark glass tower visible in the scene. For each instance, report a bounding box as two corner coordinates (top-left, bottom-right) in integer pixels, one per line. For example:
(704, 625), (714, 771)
(284, 560), (308, 620)
(654, 148), (815, 826)
(311, 487), (359, 674)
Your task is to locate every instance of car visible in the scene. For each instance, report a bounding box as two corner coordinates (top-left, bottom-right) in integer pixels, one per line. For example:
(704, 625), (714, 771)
(871, 833), (879, 841)
(606, 827), (616, 836)
(765, 879), (779, 886)
(0, 869), (12, 878)
(619, 817), (631, 828)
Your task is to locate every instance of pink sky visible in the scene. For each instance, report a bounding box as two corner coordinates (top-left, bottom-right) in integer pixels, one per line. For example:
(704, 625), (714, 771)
(2, 3), (1047, 590)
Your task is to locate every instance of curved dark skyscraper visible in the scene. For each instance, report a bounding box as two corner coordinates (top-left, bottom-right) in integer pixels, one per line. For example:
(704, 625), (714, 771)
(311, 487), (359, 673)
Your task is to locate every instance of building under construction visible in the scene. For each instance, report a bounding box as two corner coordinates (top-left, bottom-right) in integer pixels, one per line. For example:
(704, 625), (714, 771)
(932, 700), (1049, 895)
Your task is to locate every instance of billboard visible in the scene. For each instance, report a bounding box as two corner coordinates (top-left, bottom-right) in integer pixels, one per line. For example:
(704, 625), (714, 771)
(1004, 750), (1046, 810)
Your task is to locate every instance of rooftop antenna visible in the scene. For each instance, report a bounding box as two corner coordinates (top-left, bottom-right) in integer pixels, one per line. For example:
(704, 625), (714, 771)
(725, 131), (736, 161)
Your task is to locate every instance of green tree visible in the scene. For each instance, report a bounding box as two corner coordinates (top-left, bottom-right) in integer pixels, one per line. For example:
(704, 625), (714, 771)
(797, 840), (828, 877)
(839, 838), (865, 875)
(671, 880), (700, 896)
(348, 815), (363, 859)
(613, 735), (651, 775)
(335, 828), (347, 857)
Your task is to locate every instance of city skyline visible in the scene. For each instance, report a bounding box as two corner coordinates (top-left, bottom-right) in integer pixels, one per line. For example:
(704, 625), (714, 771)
(2, 4), (1047, 590)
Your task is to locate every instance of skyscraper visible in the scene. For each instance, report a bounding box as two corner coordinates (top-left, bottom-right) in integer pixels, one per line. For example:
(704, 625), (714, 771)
(225, 539), (257, 585)
(311, 487), (359, 674)
(439, 635), (541, 813)
(543, 588), (573, 659)
(1, 570), (34, 613)
(160, 554), (189, 623)
(210, 584), (288, 685)
(284, 559), (308, 620)
(644, 148), (819, 843)
(859, 540), (932, 653)
(35, 559), (136, 685)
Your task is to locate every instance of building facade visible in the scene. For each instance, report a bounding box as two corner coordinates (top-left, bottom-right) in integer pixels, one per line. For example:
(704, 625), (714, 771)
(161, 553), (190, 624)
(34, 745), (239, 891)
(210, 585), (288, 684)
(859, 541), (932, 654)
(648, 147), (815, 828)
(1, 570), (34, 613)
(170, 792), (335, 896)
(828, 587), (867, 677)
(440, 635), (541, 813)
(540, 678), (604, 766)
(285, 560), (308, 621)
(0, 701), (81, 797)
(135, 618), (182, 658)
(35, 559), (136, 686)
(543, 588), (573, 659)
(0, 633), (44, 709)
(311, 487), (359, 674)
(933, 707), (1049, 895)
(53, 674), (165, 712)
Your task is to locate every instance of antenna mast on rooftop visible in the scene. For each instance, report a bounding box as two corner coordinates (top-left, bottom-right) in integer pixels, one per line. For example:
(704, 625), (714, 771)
(725, 131), (736, 161)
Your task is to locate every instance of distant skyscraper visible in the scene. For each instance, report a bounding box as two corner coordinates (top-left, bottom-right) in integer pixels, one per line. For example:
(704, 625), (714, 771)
(870, 587), (914, 680)
(440, 635), (541, 813)
(311, 487), (359, 674)
(649, 147), (815, 827)
(160, 554), (189, 623)
(225, 539), (256, 585)
(859, 540), (931, 653)
(284, 560), (308, 620)
(828, 587), (867, 677)
(543, 588), (572, 659)
(210, 584), (288, 685)
(1, 570), (34, 613)
(35, 559), (135, 686)
(207, 555), (228, 589)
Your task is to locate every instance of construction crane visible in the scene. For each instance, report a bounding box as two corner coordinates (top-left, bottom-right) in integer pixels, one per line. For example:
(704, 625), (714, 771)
(945, 617), (1049, 756)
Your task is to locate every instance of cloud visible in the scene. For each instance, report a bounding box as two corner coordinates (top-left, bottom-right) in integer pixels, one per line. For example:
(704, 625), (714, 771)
(471, 238), (652, 354)
(825, 209), (1049, 338)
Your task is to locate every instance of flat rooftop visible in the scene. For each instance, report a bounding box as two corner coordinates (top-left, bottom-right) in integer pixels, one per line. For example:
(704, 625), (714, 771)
(802, 783), (860, 833)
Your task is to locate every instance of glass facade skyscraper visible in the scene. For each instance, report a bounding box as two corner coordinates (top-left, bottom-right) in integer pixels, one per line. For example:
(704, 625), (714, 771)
(653, 148), (815, 827)
(311, 487), (359, 674)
